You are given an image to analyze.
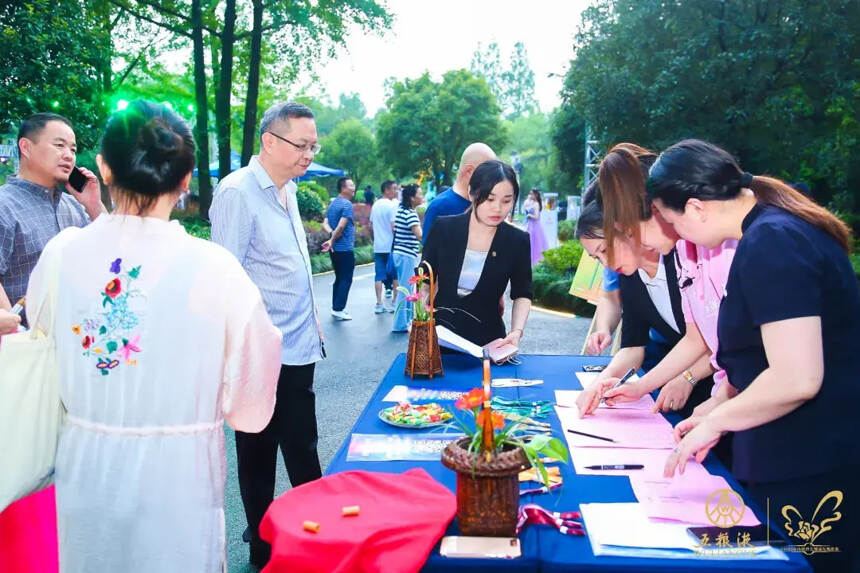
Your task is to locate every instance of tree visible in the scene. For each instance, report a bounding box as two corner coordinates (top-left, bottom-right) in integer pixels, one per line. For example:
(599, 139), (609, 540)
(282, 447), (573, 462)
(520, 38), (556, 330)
(376, 70), (508, 186)
(0, 0), (109, 148)
(471, 41), (537, 118)
(561, 0), (860, 208)
(550, 100), (585, 194)
(501, 42), (537, 118)
(316, 118), (379, 188)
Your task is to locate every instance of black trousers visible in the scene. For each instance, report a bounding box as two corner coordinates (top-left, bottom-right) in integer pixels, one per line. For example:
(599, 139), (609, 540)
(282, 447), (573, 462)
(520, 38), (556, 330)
(329, 250), (355, 311)
(235, 363), (322, 562)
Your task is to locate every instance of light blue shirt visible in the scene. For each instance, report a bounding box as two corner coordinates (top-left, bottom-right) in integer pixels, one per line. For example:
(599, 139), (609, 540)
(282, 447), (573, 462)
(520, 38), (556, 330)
(210, 156), (323, 365)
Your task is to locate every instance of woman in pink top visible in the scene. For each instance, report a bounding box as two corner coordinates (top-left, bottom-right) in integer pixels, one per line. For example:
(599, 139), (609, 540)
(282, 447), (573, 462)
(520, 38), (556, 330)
(578, 143), (736, 417)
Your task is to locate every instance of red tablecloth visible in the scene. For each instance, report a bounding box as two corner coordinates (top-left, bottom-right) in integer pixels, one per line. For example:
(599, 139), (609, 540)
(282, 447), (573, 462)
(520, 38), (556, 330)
(0, 486), (58, 573)
(260, 468), (455, 573)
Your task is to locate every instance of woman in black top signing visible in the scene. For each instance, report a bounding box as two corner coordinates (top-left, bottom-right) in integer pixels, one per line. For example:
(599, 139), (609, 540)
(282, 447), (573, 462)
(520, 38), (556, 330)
(652, 140), (859, 573)
(422, 160), (533, 349)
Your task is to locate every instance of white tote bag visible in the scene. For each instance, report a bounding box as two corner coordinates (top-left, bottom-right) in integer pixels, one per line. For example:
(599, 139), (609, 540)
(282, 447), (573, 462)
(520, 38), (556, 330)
(0, 242), (64, 512)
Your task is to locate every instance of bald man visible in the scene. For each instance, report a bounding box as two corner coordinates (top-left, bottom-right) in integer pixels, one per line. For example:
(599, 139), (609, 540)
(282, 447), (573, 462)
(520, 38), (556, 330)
(422, 142), (496, 243)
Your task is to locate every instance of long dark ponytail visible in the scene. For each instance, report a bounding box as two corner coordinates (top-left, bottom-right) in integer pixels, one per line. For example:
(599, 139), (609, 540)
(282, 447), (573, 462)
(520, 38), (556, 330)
(647, 139), (851, 252)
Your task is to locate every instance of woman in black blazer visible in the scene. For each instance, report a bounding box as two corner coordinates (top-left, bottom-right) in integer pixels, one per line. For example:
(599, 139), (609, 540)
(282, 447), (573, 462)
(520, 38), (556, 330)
(574, 191), (717, 420)
(422, 160), (533, 348)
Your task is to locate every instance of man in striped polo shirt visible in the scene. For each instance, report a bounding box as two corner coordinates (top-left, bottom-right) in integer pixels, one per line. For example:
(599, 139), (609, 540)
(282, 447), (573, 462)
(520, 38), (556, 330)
(210, 101), (325, 569)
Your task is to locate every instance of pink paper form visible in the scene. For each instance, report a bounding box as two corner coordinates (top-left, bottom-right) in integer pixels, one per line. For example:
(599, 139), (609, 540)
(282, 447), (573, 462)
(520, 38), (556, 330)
(571, 446), (708, 477)
(556, 405), (677, 449)
(630, 471), (761, 526)
(556, 389), (656, 412)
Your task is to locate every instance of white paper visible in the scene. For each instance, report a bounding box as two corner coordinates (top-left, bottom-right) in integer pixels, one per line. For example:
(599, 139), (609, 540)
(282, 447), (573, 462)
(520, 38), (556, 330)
(436, 325), (483, 358)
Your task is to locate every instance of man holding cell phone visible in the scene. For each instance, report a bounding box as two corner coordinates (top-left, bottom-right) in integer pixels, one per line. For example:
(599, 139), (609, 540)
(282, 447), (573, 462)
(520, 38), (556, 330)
(0, 112), (105, 316)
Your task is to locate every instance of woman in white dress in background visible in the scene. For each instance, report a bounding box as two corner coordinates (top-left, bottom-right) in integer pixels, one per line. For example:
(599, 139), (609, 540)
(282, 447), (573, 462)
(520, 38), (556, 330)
(26, 100), (282, 572)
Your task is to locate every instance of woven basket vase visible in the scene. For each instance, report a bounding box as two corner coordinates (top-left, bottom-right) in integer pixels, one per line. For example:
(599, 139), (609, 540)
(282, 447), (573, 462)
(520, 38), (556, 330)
(441, 437), (530, 536)
(404, 262), (443, 378)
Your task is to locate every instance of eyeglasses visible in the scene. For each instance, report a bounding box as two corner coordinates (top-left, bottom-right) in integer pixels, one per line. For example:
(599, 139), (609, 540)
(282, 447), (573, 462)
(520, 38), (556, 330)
(265, 131), (321, 154)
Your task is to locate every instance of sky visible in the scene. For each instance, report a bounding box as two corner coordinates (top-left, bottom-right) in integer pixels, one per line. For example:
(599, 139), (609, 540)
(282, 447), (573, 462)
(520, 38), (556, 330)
(296, 0), (592, 116)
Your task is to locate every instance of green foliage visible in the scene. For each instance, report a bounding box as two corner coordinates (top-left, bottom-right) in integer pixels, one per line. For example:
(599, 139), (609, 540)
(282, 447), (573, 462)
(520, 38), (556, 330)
(532, 261), (593, 316)
(298, 180), (331, 206)
(297, 186), (325, 221)
(310, 253), (333, 274)
(376, 70), (508, 185)
(549, 104), (585, 194)
(561, 0), (860, 208)
(175, 215), (211, 240)
(316, 118), (381, 188)
(0, 0), (109, 147)
(540, 241), (583, 276)
(471, 41), (537, 119)
(557, 219), (577, 243)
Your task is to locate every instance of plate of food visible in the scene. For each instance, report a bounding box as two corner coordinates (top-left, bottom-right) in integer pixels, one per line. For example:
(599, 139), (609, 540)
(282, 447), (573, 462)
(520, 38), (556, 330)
(378, 402), (453, 429)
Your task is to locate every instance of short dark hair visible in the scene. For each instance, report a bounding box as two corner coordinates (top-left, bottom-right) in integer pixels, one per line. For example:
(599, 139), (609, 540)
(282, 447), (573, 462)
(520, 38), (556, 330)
(381, 180), (396, 194)
(468, 159), (519, 207)
(18, 113), (73, 146)
(101, 100), (196, 215)
(337, 177), (351, 192)
(259, 102), (314, 136)
(575, 197), (605, 240)
(400, 183), (419, 209)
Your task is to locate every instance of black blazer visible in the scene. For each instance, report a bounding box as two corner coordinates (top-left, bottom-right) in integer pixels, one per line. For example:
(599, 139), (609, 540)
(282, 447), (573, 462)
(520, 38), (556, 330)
(422, 213), (533, 346)
(617, 249), (686, 349)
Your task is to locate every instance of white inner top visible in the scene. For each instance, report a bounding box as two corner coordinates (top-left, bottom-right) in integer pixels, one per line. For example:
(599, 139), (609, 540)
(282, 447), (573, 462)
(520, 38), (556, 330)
(457, 249), (489, 297)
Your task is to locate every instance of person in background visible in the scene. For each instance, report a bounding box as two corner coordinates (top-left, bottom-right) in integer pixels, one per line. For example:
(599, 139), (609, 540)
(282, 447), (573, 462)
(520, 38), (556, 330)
(521, 188), (549, 265)
(363, 184), (374, 205)
(0, 113), (105, 317)
(422, 143), (496, 242)
(652, 140), (859, 573)
(369, 180), (399, 314)
(210, 101), (325, 569)
(422, 160), (532, 348)
(26, 100), (282, 573)
(322, 177), (356, 320)
(391, 183), (424, 332)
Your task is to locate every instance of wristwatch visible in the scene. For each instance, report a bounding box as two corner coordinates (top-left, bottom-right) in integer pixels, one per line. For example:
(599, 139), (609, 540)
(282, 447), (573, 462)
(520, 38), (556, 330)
(682, 370), (697, 386)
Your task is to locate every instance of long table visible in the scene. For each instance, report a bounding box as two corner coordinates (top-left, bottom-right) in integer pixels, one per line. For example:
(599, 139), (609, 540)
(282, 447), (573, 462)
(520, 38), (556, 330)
(326, 353), (810, 572)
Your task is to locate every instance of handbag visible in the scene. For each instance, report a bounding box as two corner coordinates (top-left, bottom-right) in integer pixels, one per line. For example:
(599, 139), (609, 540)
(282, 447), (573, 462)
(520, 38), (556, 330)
(0, 240), (64, 512)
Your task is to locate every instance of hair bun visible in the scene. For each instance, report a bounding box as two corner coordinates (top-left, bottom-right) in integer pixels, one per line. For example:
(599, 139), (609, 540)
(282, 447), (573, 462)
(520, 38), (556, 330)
(140, 119), (182, 162)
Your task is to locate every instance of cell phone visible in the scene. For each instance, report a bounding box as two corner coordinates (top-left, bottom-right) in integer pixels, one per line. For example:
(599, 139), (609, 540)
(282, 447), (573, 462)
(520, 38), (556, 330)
(68, 166), (87, 192)
(439, 536), (521, 559)
(582, 364), (606, 372)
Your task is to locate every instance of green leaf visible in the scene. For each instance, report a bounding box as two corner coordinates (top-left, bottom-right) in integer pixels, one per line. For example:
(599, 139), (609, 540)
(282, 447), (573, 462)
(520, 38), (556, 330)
(99, 326), (107, 335)
(106, 341), (118, 354)
(100, 369), (109, 376)
(542, 437), (570, 463)
(128, 266), (141, 279)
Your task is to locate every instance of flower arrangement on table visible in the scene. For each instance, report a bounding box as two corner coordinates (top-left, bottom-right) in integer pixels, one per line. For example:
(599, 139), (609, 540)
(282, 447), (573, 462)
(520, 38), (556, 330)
(449, 387), (569, 487)
(396, 270), (433, 322)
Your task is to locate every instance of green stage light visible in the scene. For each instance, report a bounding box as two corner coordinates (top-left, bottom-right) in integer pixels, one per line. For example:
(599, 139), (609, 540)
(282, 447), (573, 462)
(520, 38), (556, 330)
(51, 100), (60, 109)
(116, 99), (130, 111)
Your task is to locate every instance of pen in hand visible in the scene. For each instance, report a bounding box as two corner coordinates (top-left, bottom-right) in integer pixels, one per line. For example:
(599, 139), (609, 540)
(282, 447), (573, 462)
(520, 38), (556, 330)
(600, 367), (635, 404)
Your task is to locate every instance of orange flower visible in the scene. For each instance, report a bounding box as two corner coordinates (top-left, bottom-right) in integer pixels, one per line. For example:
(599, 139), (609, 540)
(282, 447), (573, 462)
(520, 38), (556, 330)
(408, 274), (425, 285)
(476, 409), (506, 430)
(71, 325), (81, 335)
(455, 388), (484, 410)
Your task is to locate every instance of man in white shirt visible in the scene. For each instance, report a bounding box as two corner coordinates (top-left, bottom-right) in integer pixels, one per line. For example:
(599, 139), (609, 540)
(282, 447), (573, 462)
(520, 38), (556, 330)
(369, 180), (399, 313)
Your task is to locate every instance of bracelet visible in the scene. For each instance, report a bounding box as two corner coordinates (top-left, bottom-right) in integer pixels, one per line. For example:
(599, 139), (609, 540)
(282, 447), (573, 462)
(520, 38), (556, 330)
(682, 369), (697, 386)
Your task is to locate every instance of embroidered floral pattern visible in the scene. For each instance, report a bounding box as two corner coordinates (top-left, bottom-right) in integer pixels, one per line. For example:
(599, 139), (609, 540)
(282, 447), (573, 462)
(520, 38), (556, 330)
(72, 258), (145, 376)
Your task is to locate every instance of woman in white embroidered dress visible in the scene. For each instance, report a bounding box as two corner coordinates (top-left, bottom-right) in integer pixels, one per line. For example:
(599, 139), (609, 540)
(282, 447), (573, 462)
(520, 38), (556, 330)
(26, 100), (282, 572)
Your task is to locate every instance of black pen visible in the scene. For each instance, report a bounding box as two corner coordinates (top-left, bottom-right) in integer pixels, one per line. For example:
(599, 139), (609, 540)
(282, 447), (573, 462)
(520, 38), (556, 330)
(584, 464), (644, 470)
(566, 429), (616, 443)
(600, 367), (636, 403)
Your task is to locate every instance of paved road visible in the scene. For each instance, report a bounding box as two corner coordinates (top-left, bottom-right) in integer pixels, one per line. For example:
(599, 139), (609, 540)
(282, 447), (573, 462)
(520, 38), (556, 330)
(225, 263), (592, 571)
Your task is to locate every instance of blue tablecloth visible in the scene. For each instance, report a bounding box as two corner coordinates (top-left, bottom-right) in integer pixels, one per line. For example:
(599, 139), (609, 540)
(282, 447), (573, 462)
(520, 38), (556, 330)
(326, 353), (810, 572)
